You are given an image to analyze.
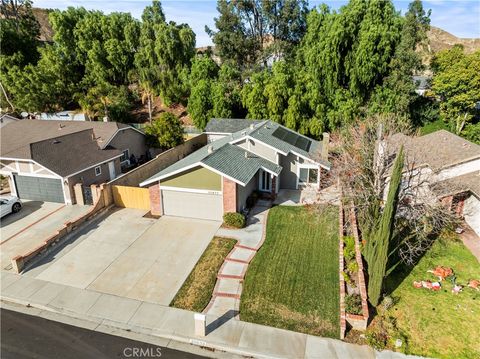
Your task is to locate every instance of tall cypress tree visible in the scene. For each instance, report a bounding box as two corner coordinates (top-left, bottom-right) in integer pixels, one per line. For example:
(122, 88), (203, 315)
(367, 146), (404, 306)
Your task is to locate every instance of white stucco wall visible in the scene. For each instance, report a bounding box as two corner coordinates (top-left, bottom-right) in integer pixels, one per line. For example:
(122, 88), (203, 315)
(434, 158), (480, 181)
(464, 194), (480, 236)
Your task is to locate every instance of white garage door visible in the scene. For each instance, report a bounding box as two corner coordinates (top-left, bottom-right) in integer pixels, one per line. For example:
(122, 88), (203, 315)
(162, 189), (223, 221)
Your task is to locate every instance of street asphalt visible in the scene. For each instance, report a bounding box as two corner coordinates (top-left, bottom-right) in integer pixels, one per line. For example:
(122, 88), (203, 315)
(0, 309), (207, 359)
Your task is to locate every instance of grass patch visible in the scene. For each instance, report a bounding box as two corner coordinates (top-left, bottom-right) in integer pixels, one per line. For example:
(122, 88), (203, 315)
(170, 236), (236, 312)
(419, 118), (450, 135)
(240, 205), (340, 338)
(382, 234), (480, 358)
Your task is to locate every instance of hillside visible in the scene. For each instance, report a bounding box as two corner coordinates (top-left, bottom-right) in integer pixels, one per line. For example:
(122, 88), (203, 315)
(427, 26), (480, 54)
(32, 8), (54, 42)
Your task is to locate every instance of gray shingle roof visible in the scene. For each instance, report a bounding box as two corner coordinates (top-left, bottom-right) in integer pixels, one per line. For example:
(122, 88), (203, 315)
(431, 171), (480, 198)
(203, 144), (282, 185)
(31, 130), (121, 177)
(388, 130), (480, 171)
(204, 118), (262, 134)
(1, 119), (132, 159)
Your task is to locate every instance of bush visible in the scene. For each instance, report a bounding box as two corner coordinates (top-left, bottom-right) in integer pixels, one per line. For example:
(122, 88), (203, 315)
(347, 260), (358, 274)
(343, 235), (355, 261)
(223, 212), (246, 228)
(345, 293), (362, 315)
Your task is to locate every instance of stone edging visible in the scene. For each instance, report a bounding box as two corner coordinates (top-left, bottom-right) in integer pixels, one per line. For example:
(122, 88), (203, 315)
(347, 204), (369, 330)
(338, 201), (347, 340)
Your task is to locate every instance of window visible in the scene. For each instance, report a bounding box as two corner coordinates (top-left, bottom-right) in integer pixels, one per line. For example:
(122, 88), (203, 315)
(95, 166), (101, 176)
(298, 166), (319, 185)
(120, 149), (129, 163)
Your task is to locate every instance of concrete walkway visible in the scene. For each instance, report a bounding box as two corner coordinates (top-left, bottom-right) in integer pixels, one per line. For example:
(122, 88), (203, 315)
(1, 270), (415, 359)
(206, 201), (270, 317)
(459, 224), (480, 262)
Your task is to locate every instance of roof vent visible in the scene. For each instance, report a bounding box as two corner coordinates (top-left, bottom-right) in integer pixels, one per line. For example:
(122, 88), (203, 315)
(58, 124), (65, 130)
(208, 145), (214, 154)
(244, 151), (248, 158)
(52, 139), (61, 144)
(250, 123), (255, 130)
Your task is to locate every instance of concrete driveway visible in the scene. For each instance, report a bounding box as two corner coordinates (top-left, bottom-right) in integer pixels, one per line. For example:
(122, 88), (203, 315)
(29, 208), (221, 305)
(0, 201), (90, 270)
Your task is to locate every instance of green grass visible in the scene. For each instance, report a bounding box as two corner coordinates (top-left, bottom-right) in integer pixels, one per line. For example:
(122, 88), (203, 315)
(240, 205), (340, 338)
(420, 118), (450, 135)
(383, 234), (480, 358)
(170, 236), (236, 312)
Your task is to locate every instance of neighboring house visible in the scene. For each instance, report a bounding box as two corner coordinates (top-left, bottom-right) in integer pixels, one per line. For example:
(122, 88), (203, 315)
(0, 120), (147, 204)
(386, 129), (480, 236)
(0, 114), (20, 128)
(140, 119), (330, 221)
(413, 75), (430, 96)
(38, 111), (88, 121)
(204, 118), (262, 143)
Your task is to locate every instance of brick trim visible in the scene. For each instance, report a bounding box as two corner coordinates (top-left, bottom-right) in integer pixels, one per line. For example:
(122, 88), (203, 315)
(339, 201), (347, 340)
(222, 177), (237, 213)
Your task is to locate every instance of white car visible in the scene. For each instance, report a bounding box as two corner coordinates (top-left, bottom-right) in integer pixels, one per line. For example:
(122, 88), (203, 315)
(0, 196), (22, 218)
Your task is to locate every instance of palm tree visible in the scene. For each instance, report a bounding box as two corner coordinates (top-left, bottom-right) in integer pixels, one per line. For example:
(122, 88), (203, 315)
(140, 81), (155, 124)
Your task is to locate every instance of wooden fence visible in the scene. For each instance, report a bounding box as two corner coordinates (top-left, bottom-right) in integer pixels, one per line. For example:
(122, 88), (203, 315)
(112, 185), (150, 210)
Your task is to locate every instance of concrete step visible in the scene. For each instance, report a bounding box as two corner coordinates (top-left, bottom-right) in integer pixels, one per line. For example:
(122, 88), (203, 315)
(213, 292), (241, 299)
(234, 244), (257, 251)
(226, 247), (255, 264)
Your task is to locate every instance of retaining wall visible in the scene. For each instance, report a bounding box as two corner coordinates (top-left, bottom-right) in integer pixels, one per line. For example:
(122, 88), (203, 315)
(11, 184), (112, 273)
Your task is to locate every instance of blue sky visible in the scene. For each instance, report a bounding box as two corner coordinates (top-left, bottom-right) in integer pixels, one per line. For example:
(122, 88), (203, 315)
(34, 0), (480, 47)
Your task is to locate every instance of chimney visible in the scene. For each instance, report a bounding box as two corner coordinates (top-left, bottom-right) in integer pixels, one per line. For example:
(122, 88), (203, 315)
(207, 145), (214, 154)
(322, 132), (329, 161)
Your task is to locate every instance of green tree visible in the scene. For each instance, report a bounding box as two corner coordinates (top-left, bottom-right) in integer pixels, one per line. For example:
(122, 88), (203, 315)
(0, 0), (40, 63)
(145, 112), (184, 149)
(366, 146), (404, 306)
(211, 63), (244, 118)
(207, 0), (308, 68)
(241, 70), (270, 119)
(369, 0), (431, 118)
(431, 47), (480, 136)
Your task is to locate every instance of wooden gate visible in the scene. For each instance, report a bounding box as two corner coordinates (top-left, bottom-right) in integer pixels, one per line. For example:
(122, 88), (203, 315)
(112, 185), (150, 210)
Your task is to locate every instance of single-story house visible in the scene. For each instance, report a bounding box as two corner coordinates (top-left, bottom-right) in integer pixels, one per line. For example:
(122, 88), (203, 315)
(386, 129), (480, 235)
(140, 119), (331, 221)
(0, 119), (147, 204)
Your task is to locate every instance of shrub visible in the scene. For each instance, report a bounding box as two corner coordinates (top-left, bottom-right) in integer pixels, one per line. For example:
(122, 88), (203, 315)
(345, 294), (362, 315)
(347, 260), (358, 274)
(343, 235), (355, 261)
(223, 212), (246, 228)
(342, 270), (355, 288)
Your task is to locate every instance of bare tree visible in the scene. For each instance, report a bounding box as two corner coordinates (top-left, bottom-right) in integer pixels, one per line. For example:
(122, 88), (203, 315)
(331, 114), (457, 266)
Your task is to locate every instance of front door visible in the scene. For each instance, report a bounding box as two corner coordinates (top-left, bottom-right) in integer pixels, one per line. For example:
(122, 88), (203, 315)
(259, 170), (272, 192)
(108, 161), (116, 180)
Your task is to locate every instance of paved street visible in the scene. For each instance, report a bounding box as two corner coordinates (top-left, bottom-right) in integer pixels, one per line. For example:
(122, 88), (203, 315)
(1, 309), (206, 359)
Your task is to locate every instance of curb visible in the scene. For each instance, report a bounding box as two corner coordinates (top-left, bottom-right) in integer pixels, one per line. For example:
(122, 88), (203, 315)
(0, 296), (282, 359)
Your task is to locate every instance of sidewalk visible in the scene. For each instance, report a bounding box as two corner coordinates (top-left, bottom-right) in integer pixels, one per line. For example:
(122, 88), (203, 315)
(0, 270), (410, 359)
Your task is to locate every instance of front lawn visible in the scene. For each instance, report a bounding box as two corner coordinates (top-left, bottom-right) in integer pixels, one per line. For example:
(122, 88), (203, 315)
(240, 205), (340, 338)
(381, 234), (480, 358)
(170, 236), (236, 312)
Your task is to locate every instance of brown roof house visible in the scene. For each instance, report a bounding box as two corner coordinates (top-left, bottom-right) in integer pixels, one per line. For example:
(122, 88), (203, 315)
(0, 120), (147, 204)
(385, 129), (480, 236)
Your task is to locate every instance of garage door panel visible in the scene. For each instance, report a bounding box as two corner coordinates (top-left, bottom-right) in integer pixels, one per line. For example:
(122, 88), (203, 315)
(162, 190), (222, 221)
(14, 174), (64, 203)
